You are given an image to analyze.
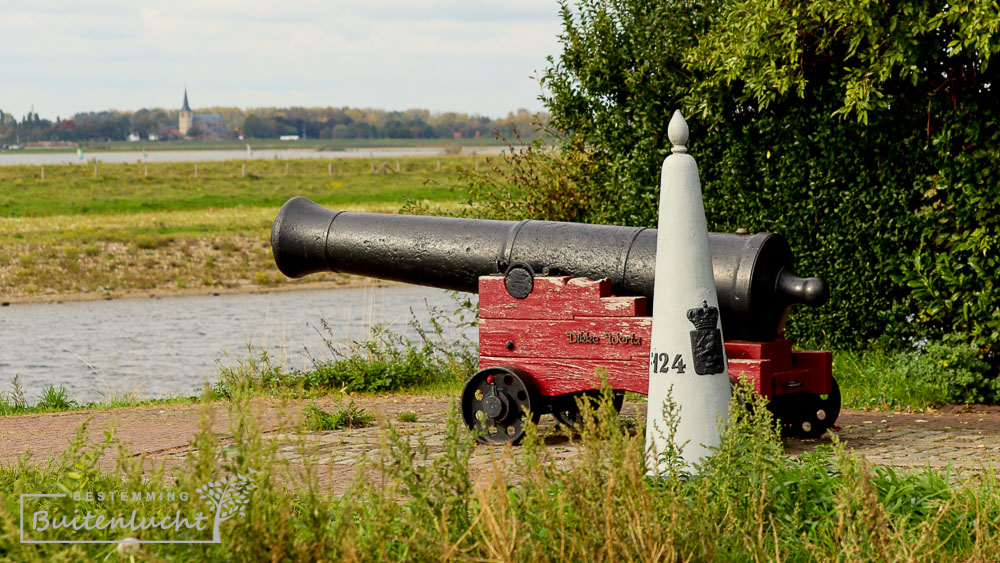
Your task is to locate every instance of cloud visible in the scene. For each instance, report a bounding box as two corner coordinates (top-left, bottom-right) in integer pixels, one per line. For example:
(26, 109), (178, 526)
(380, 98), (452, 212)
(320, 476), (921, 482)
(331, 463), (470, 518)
(0, 0), (563, 119)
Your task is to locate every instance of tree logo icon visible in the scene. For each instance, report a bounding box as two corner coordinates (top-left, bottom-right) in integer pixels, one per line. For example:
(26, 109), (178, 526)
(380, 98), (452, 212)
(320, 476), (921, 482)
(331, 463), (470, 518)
(195, 471), (258, 543)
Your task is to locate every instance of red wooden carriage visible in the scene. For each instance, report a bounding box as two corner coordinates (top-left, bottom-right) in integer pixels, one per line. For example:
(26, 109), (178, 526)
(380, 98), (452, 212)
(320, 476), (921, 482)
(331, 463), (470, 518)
(465, 275), (838, 444)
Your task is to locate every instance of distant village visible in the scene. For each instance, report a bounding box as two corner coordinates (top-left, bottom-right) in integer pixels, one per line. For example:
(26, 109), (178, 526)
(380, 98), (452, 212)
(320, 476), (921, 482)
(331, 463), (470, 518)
(0, 90), (544, 146)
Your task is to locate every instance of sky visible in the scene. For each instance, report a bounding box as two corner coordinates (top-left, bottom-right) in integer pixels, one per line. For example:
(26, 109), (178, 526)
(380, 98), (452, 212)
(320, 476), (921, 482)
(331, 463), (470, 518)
(0, 0), (565, 121)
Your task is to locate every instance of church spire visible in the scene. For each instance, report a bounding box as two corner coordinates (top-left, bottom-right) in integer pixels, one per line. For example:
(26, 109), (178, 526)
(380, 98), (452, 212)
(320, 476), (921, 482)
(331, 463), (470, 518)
(181, 88), (191, 112)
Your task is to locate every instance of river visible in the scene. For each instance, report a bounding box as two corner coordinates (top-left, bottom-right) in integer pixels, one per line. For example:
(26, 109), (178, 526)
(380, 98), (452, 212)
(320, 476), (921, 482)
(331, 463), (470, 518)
(0, 147), (503, 166)
(0, 285), (477, 404)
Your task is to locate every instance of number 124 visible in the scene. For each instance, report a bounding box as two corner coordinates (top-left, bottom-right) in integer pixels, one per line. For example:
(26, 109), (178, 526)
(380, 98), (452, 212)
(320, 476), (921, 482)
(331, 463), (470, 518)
(649, 352), (687, 374)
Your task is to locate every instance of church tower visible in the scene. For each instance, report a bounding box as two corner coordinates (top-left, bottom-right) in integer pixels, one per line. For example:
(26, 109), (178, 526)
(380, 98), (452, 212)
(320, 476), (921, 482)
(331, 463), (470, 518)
(179, 89), (194, 136)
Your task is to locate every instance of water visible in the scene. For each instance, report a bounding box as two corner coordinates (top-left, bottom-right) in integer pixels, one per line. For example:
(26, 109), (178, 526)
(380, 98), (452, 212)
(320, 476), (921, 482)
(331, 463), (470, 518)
(0, 147), (502, 166)
(0, 285), (477, 404)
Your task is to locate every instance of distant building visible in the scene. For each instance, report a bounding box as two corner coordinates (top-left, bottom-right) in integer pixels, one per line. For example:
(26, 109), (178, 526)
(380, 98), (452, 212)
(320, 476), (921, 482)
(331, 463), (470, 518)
(178, 89), (232, 139)
(279, 135), (300, 141)
(179, 89), (194, 135)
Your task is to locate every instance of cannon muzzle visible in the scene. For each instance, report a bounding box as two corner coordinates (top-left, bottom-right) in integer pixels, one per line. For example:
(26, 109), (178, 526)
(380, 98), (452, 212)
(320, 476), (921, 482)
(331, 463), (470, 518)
(271, 197), (827, 341)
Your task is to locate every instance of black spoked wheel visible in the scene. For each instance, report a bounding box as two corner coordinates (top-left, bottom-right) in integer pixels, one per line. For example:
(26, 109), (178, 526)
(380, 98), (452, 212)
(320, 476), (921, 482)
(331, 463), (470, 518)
(772, 378), (842, 438)
(461, 366), (541, 445)
(552, 390), (625, 429)
(809, 377), (842, 435)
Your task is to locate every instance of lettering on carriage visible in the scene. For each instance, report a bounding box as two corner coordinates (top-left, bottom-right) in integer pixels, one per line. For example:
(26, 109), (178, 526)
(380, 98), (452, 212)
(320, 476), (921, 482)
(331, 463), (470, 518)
(565, 331), (643, 345)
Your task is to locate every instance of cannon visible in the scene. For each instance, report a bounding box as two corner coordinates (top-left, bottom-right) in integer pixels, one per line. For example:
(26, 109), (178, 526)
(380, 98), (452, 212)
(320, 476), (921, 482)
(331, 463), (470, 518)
(272, 197), (840, 443)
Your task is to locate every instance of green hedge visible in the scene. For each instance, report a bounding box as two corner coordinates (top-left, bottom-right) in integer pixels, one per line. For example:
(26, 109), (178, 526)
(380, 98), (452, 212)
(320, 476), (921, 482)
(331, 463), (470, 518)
(478, 0), (1000, 370)
(695, 104), (930, 349)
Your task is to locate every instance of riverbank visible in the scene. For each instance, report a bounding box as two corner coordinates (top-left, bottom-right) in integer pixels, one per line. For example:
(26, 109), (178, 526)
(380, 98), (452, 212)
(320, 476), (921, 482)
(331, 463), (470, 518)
(0, 276), (393, 305)
(0, 155), (471, 301)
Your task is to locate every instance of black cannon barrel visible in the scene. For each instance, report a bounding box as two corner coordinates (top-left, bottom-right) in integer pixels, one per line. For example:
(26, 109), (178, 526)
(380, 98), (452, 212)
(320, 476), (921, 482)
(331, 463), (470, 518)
(271, 197), (828, 341)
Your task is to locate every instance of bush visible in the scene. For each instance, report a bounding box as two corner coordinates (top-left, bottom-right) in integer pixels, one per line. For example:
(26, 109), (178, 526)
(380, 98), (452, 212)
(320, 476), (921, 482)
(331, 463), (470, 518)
(478, 0), (1000, 370)
(836, 340), (999, 409)
(899, 142), (1000, 362)
(461, 131), (608, 223)
(893, 340), (1000, 405)
(213, 347), (291, 399)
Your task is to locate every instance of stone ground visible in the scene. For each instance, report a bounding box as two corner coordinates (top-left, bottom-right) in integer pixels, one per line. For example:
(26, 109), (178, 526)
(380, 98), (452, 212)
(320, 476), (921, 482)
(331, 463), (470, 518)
(1, 394), (998, 494)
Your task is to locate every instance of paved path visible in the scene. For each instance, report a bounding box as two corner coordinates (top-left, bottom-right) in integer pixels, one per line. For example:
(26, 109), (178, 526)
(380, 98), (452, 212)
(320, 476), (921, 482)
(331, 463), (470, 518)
(2, 396), (998, 494)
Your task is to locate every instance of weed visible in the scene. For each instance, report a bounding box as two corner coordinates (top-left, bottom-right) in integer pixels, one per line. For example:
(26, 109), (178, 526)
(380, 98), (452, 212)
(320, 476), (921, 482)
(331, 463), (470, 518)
(35, 384), (77, 410)
(303, 401), (374, 431)
(0, 376), (197, 417)
(252, 271), (271, 286)
(897, 338), (998, 404)
(4, 383), (1000, 560)
(9, 374), (27, 409)
(212, 239), (239, 253)
(213, 346), (290, 400)
(213, 293), (478, 398)
(0, 377), (28, 416)
(396, 410), (418, 422)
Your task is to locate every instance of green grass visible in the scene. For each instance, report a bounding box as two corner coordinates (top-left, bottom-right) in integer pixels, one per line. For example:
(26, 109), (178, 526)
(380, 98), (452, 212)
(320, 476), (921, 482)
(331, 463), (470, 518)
(834, 341), (998, 411)
(3, 387), (999, 561)
(0, 378), (198, 417)
(0, 155), (479, 217)
(303, 402), (375, 431)
(34, 385), (77, 410)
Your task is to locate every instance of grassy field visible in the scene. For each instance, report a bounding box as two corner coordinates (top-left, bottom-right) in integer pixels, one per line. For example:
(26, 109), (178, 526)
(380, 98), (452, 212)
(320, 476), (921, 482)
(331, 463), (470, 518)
(0, 156), (475, 299)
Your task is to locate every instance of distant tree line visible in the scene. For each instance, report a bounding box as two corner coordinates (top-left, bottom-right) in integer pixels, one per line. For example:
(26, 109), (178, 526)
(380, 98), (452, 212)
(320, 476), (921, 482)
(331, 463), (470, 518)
(0, 106), (545, 144)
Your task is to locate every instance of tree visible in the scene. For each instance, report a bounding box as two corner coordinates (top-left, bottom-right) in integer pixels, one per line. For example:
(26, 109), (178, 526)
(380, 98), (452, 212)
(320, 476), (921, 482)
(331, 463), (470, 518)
(528, 0), (1000, 356)
(242, 114), (268, 138)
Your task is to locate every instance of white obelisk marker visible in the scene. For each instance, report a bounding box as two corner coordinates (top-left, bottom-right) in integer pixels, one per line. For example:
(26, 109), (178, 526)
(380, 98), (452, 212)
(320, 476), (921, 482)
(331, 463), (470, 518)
(645, 111), (731, 475)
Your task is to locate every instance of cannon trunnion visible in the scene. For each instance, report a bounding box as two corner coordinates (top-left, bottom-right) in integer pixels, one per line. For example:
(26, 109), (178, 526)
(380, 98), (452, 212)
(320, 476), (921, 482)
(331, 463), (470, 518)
(271, 197), (840, 444)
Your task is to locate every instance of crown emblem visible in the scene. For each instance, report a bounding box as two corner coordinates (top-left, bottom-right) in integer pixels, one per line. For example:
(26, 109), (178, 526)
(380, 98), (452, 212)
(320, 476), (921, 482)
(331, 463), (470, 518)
(686, 301), (718, 330)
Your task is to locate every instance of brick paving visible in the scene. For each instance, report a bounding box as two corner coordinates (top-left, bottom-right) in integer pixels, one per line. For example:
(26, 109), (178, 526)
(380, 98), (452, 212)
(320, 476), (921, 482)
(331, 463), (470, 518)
(1, 395), (998, 494)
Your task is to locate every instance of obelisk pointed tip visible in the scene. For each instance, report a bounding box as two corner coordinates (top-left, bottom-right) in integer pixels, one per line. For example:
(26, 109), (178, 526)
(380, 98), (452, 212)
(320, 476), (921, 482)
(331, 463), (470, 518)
(668, 110), (689, 154)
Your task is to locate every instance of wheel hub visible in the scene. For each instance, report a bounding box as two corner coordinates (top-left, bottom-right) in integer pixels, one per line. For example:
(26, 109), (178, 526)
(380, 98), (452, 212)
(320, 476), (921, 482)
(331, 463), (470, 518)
(482, 393), (507, 419)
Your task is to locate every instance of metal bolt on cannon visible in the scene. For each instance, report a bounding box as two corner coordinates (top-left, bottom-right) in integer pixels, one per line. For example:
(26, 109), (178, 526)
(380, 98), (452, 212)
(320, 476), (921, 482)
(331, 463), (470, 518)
(270, 139), (839, 447)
